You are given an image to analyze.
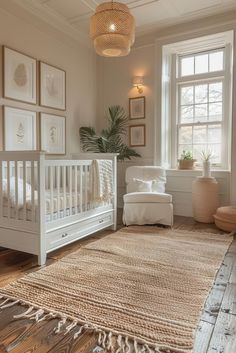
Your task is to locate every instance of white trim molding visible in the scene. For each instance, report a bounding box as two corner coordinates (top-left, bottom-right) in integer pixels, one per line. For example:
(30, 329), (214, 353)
(159, 30), (234, 171)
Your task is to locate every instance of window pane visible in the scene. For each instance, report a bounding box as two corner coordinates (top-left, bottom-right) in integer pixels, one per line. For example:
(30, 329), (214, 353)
(181, 56), (194, 76)
(179, 126), (192, 144)
(209, 51), (224, 72)
(210, 144), (221, 163)
(209, 82), (222, 102)
(178, 145), (192, 159)
(195, 54), (208, 74)
(193, 125), (207, 143)
(180, 106), (194, 123)
(208, 124), (221, 143)
(209, 102), (222, 121)
(195, 84), (208, 104)
(193, 144), (207, 162)
(195, 104), (207, 122)
(181, 86), (194, 105)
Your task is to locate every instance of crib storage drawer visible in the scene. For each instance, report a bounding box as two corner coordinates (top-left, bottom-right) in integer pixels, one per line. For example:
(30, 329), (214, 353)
(46, 212), (113, 251)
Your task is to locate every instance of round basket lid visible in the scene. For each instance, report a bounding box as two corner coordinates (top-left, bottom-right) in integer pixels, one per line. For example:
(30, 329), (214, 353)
(215, 206), (236, 222)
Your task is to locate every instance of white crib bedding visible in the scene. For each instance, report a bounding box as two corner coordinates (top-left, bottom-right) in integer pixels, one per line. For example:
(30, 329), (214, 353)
(3, 188), (110, 222)
(2, 204), (85, 222)
(3, 188), (81, 213)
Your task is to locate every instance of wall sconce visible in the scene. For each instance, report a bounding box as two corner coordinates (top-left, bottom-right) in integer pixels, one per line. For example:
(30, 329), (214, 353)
(133, 76), (144, 94)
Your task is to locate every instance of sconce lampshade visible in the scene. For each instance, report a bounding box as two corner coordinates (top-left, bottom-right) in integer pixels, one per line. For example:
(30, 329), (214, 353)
(133, 76), (144, 93)
(133, 76), (144, 86)
(90, 2), (135, 57)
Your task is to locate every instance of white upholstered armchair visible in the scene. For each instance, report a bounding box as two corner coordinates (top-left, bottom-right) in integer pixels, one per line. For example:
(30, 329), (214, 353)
(123, 166), (173, 226)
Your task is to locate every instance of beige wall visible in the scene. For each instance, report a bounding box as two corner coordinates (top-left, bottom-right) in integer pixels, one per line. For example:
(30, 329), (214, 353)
(97, 13), (236, 213)
(0, 7), (97, 156)
(97, 45), (155, 160)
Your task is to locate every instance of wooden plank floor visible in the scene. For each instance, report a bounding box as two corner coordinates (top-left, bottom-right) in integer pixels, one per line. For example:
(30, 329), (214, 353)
(0, 214), (235, 353)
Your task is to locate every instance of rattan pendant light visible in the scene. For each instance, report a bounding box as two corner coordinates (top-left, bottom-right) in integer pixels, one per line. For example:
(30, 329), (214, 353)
(90, 1), (135, 57)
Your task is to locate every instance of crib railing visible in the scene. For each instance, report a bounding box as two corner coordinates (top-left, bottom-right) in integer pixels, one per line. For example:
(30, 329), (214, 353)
(44, 159), (92, 222)
(0, 151), (117, 233)
(0, 151), (44, 232)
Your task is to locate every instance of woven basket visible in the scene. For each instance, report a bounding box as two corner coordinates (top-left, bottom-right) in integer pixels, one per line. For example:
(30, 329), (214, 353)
(178, 159), (196, 170)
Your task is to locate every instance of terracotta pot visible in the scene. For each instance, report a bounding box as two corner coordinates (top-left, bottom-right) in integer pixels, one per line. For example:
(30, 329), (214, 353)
(178, 159), (196, 170)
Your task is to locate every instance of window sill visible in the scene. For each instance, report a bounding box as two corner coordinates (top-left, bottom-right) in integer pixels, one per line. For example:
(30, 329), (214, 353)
(166, 168), (230, 177)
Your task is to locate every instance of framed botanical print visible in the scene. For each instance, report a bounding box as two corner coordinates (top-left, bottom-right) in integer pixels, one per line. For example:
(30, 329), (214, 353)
(129, 124), (146, 147)
(40, 62), (66, 110)
(129, 96), (145, 119)
(4, 106), (37, 151)
(40, 113), (66, 154)
(3, 46), (37, 104)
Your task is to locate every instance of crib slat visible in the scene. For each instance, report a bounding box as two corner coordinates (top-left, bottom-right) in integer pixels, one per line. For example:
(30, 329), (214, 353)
(84, 165), (88, 211)
(75, 166), (78, 213)
(50, 166), (54, 221)
(31, 161), (35, 222)
(79, 166), (83, 213)
(23, 161), (27, 221)
(0, 161), (2, 219)
(7, 161), (10, 219)
(63, 166), (66, 216)
(69, 166), (72, 215)
(57, 166), (60, 218)
(15, 161), (18, 220)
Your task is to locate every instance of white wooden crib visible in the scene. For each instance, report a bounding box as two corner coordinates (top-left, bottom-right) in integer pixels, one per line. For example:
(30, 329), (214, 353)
(0, 151), (117, 265)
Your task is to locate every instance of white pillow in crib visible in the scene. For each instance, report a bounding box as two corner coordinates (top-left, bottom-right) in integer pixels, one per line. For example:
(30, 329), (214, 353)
(129, 178), (152, 192)
(152, 180), (165, 193)
(2, 177), (32, 206)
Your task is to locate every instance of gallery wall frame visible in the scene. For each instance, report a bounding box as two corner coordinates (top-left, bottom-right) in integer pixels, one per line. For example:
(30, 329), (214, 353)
(40, 112), (66, 155)
(3, 46), (37, 105)
(129, 96), (145, 120)
(3, 106), (37, 151)
(129, 124), (146, 147)
(39, 61), (66, 111)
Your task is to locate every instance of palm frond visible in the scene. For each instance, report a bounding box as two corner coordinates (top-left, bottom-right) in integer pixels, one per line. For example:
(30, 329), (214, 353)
(79, 106), (141, 161)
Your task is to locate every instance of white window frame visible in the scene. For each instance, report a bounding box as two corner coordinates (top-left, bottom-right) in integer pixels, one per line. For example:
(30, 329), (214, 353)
(161, 31), (233, 170)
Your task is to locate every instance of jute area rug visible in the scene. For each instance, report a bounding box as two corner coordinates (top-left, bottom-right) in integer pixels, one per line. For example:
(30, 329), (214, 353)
(0, 226), (232, 353)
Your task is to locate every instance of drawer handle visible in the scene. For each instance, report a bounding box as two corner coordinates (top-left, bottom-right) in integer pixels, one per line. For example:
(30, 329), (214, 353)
(99, 219), (104, 224)
(62, 233), (68, 238)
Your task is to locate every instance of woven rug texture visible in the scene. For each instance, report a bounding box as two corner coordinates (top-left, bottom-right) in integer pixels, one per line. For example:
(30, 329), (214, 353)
(0, 226), (232, 353)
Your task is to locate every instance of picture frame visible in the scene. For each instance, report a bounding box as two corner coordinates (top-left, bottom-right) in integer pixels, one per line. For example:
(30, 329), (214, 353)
(3, 46), (37, 104)
(39, 61), (66, 110)
(129, 124), (146, 147)
(129, 96), (145, 119)
(3, 106), (37, 151)
(40, 113), (66, 155)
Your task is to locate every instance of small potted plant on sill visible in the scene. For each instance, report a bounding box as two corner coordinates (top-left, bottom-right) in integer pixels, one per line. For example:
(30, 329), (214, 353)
(201, 150), (213, 178)
(178, 150), (196, 170)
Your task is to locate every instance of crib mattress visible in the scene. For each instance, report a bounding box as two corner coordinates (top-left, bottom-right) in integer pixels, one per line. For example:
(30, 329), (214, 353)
(2, 189), (103, 222)
(2, 202), (106, 222)
(4, 189), (81, 213)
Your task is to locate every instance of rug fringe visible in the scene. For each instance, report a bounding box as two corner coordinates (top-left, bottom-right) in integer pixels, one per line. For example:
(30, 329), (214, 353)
(0, 295), (189, 353)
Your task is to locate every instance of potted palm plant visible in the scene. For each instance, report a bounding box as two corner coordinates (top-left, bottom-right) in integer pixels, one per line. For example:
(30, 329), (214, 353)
(79, 106), (141, 161)
(178, 150), (196, 170)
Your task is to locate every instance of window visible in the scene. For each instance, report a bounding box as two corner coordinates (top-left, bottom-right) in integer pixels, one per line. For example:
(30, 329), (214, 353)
(161, 31), (233, 170)
(177, 49), (224, 165)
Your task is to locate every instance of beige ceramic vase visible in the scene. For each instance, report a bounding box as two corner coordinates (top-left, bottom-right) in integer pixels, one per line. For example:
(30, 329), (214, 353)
(192, 177), (219, 223)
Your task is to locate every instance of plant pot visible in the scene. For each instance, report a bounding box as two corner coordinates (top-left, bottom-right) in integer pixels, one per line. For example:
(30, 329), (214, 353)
(202, 161), (211, 178)
(178, 159), (196, 170)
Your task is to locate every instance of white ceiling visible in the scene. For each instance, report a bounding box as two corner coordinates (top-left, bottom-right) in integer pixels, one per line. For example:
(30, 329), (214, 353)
(12, 0), (236, 43)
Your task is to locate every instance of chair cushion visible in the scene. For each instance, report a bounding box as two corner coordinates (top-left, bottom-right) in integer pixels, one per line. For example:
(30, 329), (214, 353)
(127, 179), (152, 193)
(123, 192), (172, 204)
